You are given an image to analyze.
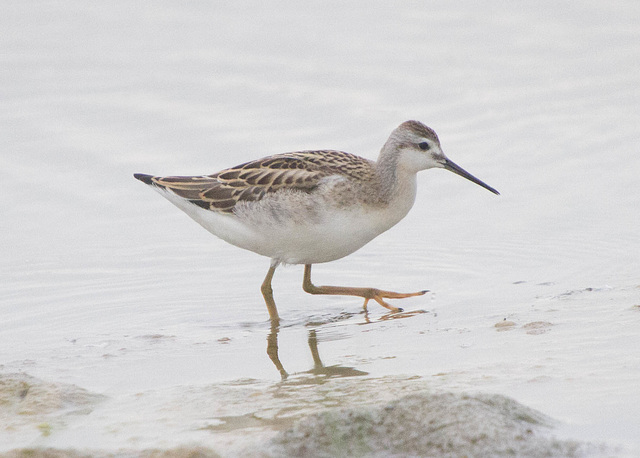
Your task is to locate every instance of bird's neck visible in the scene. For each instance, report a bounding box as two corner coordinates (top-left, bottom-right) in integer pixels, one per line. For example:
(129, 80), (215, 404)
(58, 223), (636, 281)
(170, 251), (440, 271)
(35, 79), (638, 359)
(375, 145), (416, 205)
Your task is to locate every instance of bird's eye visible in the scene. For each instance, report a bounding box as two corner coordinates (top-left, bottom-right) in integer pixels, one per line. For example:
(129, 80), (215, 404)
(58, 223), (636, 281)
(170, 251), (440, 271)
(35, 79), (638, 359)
(418, 142), (430, 151)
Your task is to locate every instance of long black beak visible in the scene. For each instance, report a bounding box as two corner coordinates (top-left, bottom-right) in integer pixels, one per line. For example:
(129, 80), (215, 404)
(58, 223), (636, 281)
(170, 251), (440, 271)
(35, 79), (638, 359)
(443, 158), (500, 195)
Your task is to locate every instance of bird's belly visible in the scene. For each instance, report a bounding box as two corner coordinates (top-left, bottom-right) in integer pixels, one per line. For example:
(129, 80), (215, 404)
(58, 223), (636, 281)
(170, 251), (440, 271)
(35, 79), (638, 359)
(233, 193), (413, 264)
(257, 211), (387, 264)
(157, 186), (413, 265)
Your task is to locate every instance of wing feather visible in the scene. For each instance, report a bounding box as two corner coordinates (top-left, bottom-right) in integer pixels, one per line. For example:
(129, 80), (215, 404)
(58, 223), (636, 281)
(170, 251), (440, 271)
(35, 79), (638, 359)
(144, 150), (374, 214)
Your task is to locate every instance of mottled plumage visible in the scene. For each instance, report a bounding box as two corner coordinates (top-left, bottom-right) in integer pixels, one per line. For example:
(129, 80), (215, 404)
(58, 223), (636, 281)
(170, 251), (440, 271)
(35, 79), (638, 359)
(135, 120), (499, 322)
(137, 150), (375, 214)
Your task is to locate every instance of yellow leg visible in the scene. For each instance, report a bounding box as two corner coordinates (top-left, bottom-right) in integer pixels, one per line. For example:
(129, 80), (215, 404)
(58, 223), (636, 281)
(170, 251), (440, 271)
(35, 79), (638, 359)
(261, 261), (280, 323)
(302, 264), (427, 312)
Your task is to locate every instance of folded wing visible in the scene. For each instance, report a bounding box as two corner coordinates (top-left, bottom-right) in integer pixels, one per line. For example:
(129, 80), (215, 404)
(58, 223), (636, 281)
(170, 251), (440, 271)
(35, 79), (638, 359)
(136, 150), (374, 214)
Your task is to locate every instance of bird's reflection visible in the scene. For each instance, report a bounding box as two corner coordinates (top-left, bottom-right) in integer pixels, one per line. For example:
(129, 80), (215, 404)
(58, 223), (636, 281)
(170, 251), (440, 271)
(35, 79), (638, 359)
(267, 323), (368, 381)
(363, 308), (428, 323)
(266, 321), (289, 379)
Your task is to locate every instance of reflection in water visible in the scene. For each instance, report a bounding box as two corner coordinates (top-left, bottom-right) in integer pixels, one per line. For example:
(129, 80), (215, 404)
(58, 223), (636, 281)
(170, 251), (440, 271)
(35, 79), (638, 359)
(366, 308), (428, 323)
(266, 322), (289, 379)
(267, 324), (368, 381)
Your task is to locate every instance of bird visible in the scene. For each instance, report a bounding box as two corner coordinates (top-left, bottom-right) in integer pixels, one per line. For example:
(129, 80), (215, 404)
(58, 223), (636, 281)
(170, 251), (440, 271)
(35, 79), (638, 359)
(134, 120), (499, 322)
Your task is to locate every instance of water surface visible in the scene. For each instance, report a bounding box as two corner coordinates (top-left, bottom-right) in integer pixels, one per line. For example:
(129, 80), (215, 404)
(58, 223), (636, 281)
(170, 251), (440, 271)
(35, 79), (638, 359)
(1, 1), (639, 455)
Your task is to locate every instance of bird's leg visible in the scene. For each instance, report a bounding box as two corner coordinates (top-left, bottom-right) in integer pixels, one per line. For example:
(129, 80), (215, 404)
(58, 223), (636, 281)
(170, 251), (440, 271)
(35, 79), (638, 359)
(261, 260), (280, 323)
(302, 264), (427, 313)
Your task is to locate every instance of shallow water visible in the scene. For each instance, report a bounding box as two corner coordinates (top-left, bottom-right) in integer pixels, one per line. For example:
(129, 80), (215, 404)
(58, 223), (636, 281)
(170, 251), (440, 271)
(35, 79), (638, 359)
(2, 0), (640, 455)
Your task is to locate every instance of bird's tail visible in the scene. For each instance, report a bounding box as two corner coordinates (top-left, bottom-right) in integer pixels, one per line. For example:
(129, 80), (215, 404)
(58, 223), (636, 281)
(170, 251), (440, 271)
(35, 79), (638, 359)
(133, 173), (154, 185)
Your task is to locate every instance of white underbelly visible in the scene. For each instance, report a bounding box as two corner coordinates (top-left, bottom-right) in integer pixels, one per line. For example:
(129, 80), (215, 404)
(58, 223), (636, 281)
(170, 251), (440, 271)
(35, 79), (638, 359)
(245, 209), (391, 264)
(155, 181), (416, 264)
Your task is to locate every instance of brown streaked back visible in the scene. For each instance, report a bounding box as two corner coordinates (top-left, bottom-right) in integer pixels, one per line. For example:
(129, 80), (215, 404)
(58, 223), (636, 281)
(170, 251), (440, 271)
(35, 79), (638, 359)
(134, 150), (375, 213)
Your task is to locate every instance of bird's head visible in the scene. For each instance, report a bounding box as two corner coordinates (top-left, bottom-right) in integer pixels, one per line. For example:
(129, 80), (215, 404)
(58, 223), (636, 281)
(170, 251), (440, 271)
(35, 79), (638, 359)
(386, 120), (499, 195)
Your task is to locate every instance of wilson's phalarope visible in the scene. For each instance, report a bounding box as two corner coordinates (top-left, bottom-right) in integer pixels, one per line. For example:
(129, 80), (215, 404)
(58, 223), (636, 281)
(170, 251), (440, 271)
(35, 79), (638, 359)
(134, 120), (499, 322)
